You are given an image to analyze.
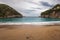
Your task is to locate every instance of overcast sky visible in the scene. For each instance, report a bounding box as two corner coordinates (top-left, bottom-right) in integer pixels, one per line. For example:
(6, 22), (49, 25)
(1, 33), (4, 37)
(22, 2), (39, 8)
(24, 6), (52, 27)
(0, 0), (60, 17)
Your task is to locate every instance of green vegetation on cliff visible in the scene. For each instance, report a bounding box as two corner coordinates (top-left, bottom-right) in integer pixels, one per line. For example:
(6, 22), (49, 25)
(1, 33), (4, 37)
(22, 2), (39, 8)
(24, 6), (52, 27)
(41, 4), (60, 18)
(0, 4), (23, 18)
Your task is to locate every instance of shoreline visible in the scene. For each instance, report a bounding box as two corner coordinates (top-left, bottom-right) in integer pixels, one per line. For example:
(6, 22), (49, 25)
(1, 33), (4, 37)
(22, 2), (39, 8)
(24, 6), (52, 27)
(0, 21), (60, 25)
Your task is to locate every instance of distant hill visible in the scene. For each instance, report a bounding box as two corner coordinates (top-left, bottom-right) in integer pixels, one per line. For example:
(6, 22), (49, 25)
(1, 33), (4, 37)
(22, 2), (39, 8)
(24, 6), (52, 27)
(41, 4), (60, 18)
(0, 4), (23, 18)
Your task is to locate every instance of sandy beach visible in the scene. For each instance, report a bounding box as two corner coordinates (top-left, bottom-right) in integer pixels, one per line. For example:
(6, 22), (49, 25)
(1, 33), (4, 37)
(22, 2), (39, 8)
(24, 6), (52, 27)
(0, 25), (60, 40)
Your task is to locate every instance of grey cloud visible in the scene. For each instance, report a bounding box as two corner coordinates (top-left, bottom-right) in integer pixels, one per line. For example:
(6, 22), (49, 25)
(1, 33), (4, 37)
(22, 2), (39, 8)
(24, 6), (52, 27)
(0, 0), (14, 4)
(25, 1), (40, 6)
(20, 9), (36, 14)
(18, 9), (39, 16)
(53, 0), (60, 4)
(25, 0), (53, 8)
(40, 1), (53, 7)
(31, 7), (42, 10)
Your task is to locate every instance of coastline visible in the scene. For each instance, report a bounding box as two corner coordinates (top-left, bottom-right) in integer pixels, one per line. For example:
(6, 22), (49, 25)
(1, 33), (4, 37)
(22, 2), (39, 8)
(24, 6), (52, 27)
(0, 21), (60, 25)
(0, 21), (60, 40)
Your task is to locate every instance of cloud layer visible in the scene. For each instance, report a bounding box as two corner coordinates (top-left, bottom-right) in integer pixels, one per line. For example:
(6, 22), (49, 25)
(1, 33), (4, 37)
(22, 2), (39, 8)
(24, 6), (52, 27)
(0, 0), (60, 16)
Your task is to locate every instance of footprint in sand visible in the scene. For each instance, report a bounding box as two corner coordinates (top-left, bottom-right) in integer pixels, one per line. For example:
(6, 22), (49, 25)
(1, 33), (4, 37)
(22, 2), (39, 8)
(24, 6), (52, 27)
(25, 33), (33, 40)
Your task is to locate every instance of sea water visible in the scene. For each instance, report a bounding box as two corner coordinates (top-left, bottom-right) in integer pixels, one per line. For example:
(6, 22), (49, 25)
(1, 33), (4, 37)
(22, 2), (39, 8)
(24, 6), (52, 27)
(0, 17), (60, 22)
(0, 17), (60, 25)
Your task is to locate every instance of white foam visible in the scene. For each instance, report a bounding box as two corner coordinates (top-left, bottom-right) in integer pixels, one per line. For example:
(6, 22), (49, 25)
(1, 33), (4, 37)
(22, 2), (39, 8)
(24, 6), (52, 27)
(0, 21), (60, 25)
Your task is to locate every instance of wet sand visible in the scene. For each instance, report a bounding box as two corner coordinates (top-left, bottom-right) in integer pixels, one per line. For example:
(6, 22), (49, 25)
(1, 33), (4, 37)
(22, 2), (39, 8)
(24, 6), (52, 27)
(0, 25), (60, 40)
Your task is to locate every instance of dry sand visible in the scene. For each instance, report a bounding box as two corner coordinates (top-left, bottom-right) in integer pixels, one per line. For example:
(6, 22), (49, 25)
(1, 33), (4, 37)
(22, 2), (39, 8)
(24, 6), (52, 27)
(0, 25), (60, 40)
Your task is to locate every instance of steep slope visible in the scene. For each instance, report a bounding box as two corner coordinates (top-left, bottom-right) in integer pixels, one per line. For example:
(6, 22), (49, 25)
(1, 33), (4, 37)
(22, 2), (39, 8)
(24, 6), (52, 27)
(41, 4), (60, 18)
(0, 4), (23, 18)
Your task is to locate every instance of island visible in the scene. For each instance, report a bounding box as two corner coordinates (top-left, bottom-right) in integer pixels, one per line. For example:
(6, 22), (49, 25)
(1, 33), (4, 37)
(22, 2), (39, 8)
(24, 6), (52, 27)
(41, 4), (60, 18)
(0, 4), (23, 18)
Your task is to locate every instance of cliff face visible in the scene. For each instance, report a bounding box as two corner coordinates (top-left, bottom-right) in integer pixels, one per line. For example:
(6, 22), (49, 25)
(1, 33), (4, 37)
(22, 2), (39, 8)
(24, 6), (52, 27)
(0, 4), (23, 18)
(41, 4), (60, 18)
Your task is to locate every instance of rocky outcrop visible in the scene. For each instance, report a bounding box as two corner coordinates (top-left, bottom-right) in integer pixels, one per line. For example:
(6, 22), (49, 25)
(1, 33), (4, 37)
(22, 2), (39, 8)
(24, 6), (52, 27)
(41, 4), (60, 18)
(0, 4), (23, 18)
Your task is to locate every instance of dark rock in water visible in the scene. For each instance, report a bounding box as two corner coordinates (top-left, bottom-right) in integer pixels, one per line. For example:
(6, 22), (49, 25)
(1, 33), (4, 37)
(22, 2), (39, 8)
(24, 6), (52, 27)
(41, 4), (60, 18)
(0, 4), (23, 18)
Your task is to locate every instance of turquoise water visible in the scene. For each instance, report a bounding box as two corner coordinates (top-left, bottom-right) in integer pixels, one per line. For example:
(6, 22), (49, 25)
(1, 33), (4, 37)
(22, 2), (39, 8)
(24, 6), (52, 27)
(0, 17), (60, 22)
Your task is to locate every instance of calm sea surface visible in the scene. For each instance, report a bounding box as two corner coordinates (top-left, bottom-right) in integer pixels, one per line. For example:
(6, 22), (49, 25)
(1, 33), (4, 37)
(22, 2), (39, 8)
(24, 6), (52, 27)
(0, 17), (60, 23)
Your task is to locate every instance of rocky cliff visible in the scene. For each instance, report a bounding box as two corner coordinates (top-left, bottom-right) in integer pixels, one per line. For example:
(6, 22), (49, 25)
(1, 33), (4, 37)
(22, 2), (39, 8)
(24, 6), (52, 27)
(41, 4), (60, 18)
(0, 4), (23, 18)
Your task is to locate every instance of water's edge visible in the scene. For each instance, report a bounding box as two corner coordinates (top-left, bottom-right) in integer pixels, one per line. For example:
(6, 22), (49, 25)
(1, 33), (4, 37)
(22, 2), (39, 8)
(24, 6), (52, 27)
(0, 21), (60, 25)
